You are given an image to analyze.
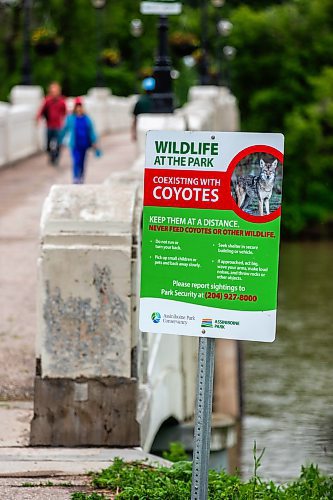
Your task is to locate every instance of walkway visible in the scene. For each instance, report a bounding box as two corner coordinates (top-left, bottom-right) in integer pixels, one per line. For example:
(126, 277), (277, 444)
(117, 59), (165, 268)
(0, 132), (136, 433)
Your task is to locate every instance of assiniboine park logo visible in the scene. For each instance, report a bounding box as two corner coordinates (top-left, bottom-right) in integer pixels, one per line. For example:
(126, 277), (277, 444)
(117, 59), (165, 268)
(201, 318), (213, 328)
(151, 312), (161, 324)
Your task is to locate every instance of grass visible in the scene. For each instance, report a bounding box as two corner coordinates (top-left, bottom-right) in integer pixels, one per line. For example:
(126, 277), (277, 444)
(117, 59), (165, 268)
(21, 481), (54, 487)
(20, 480), (74, 488)
(71, 458), (333, 499)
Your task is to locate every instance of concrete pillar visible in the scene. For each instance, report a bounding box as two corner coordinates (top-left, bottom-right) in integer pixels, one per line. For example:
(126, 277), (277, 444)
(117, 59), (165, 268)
(186, 85), (240, 132)
(216, 88), (240, 132)
(31, 183), (141, 446)
(180, 101), (215, 131)
(85, 87), (112, 134)
(7, 105), (39, 161)
(108, 95), (137, 132)
(214, 340), (241, 419)
(0, 103), (9, 167)
(188, 85), (221, 103)
(136, 113), (186, 155)
(9, 85), (44, 112)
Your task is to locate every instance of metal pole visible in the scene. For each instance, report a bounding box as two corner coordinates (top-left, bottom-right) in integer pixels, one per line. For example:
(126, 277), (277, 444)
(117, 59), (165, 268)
(95, 7), (104, 87)
(199, 0), (209, 85)
(151, 15), (174, 113)
(21, 0), (32, 85)
(191, 336), (215, 500)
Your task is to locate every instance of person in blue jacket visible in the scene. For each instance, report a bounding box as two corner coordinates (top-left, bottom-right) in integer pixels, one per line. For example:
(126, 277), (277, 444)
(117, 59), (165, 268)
(60, 97), (99, 184)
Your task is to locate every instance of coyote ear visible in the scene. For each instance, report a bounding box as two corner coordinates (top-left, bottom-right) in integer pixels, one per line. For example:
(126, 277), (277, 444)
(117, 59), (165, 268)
(272, 159), (278, 169)
(260, 159), (265, 168)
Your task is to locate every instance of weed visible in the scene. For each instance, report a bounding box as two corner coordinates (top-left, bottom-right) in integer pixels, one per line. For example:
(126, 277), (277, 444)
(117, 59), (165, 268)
(72, 494), (108, 500)
(21, 481), (54, 487)
(162, 441), (189, 462)
(71, 443), (333, 499)
(71, 458), (333, 500)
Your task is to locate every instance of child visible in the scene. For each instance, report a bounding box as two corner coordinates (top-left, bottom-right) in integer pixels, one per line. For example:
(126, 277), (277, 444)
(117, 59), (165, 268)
(60, 98), (99, 184)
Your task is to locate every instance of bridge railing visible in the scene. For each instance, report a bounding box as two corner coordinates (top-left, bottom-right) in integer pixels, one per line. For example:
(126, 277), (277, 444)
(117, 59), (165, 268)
(0, 85), (135, 168)
(31, 85), (241, 469)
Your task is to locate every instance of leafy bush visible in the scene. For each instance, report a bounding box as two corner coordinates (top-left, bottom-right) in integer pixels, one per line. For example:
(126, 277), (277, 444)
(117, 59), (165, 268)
(162, 441), (190, 462)
(229, 0), (333, 236)
(71, 457), (333, 499)
(72, 494), (107, 500)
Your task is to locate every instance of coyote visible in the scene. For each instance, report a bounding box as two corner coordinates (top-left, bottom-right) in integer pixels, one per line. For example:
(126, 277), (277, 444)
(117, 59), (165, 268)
(235, 159), (278, 216)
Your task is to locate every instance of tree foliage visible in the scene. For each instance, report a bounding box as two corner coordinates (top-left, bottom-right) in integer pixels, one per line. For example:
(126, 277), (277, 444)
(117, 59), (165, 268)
(229, 0), (333, 235)
(0, 0), (332, 235)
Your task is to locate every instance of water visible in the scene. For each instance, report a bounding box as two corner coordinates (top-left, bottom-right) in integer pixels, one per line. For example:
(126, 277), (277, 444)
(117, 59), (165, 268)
(241, 241), (333, 482)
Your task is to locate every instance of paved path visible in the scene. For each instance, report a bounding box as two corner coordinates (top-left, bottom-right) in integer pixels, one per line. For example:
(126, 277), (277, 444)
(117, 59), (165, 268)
(0, 132), (136, 423)
(0, 448), (170, 499)
(0, 132), (139, 497)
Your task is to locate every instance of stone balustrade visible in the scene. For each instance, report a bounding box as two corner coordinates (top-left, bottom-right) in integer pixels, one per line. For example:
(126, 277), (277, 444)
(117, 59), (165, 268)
(0, 85), (135, 168)
(32, 85), (241, 466)
(136, 85), (240, 158)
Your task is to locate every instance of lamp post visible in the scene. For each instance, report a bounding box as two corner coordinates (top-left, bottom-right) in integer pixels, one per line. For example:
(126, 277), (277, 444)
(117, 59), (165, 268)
(222, 45), (236, 88)
(198, 0), (210, 85)
(130, 19), (143, 93)
(216, 18), (232, 86)
(91, 0), (106, 87)
(151, 15), (174, 113)
(199, 0), (230, 85)
(22, 0), (32, 85)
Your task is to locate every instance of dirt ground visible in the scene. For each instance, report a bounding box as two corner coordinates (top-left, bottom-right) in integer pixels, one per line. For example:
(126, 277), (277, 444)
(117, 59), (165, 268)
(0, 132), (136, 401)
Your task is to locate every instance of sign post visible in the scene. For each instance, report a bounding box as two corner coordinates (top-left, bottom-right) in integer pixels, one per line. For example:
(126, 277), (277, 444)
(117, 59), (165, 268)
(140, 130), (285, 496)
(191, 337), (215, 500)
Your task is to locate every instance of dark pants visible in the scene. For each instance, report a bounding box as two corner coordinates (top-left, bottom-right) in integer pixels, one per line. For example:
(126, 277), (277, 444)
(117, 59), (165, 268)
(72, 147), (88, 184)
(47, 128), (61, 164)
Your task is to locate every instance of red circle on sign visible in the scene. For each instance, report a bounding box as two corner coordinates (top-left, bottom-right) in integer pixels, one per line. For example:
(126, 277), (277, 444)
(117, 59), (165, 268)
(226, 145), (284, 223)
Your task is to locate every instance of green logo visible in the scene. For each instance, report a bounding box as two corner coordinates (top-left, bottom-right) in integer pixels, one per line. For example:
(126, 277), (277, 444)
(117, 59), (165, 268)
(151, 312), (161, 324)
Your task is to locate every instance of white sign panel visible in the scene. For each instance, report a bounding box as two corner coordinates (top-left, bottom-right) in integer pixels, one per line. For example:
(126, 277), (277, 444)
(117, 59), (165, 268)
(140, 131), (285, 342)
(140, 1), (182, 15)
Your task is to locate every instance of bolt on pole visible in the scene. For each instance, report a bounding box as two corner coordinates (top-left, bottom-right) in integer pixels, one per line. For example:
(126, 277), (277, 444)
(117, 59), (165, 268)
(191, 336), (216, 500)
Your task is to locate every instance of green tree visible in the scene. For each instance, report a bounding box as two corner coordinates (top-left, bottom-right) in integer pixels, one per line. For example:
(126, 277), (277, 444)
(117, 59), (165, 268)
(229, 0), (333, 235)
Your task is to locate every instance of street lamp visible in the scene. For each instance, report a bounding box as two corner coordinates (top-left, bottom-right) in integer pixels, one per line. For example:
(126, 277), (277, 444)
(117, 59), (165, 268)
(223, 45), (236, 60)
(91, 0), (106, 87)
(130, 19), (143, 38)
(222, 45), (236, 88)
(151, 15), (174, 113)
(22, 0), (32, 85)
(199, 0), (230, 85)
(130, 19), (143, 93)
(198, 0), (210, 85)
(217, 19), (233, 37)
(215, 14), (233, 86)
(211, 0), (225, 7)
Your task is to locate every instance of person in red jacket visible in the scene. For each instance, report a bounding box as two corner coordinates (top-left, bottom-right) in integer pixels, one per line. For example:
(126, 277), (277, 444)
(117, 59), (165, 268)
(37, 82), (67, 165)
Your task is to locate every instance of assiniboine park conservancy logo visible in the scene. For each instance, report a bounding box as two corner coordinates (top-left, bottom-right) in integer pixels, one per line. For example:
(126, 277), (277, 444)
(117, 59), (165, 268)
(151, 312), (161, 324)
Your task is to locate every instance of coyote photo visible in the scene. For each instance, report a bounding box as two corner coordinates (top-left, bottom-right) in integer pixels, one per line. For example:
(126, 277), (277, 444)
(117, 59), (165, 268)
(235, 158), (278, 216)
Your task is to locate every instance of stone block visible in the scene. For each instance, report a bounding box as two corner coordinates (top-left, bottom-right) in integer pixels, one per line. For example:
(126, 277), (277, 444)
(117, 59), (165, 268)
(87, 87), (112, 99)
(30, 376), (140, 446)
(0, 103), (9, 167)
(188, 85), (220, 102)
(9, 85), (44, 111)
(7, 105), (39, 161)
(38, 184), (138, 379)
(136, 113), (186, 155)
(39, 246), (131, 379)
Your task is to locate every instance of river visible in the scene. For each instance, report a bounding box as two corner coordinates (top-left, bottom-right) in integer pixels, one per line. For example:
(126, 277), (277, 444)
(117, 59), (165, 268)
(241, 241), (333, 482)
